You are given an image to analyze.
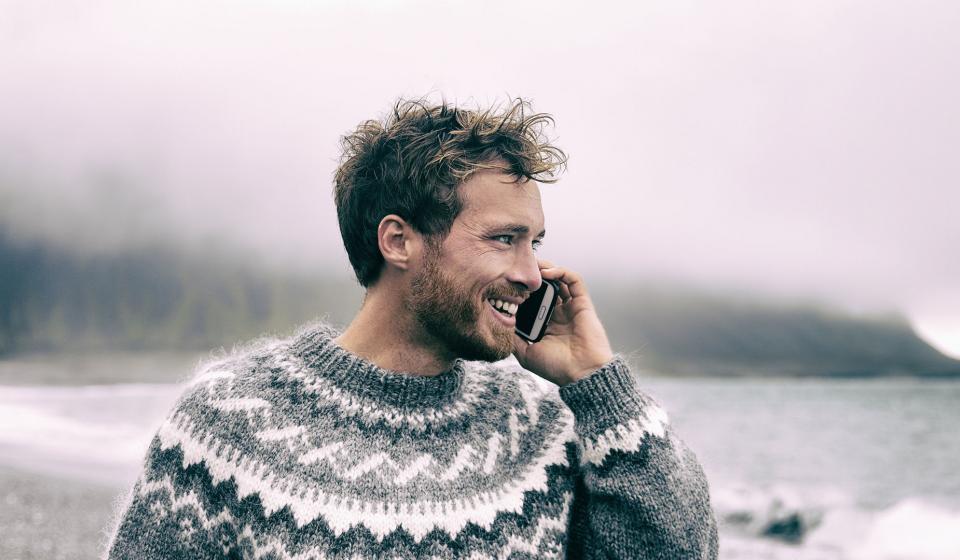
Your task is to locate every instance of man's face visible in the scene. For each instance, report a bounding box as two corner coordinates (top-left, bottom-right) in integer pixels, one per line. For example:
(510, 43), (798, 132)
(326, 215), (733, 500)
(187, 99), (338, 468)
(406, 169), (545, 362)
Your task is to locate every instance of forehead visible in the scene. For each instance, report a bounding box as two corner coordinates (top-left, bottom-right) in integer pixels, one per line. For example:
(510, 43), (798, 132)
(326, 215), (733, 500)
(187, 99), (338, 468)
(456, 169), (545, 230)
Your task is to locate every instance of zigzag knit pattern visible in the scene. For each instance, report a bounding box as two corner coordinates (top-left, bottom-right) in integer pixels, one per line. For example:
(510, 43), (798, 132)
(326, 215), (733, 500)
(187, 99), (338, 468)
(105, 320), (718, 559)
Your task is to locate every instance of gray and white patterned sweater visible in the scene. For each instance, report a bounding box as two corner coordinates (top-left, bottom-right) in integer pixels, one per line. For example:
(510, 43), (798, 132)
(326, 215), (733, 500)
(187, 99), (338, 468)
(104, 320), (718, 559)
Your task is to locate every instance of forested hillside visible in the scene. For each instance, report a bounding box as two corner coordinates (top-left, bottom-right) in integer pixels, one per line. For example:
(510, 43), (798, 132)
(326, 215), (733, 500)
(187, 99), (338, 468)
(0, 229), (360, 354)
(595, 284), (960, 377)
(3, 231), (958, 377)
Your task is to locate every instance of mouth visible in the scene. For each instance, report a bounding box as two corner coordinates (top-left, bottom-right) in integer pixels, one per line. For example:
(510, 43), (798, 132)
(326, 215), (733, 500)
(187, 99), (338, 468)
(485, 297), (517, 327)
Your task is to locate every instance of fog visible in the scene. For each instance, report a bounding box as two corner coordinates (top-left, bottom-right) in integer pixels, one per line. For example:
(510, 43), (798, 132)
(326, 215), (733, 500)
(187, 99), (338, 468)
(2, 0), (959, 354)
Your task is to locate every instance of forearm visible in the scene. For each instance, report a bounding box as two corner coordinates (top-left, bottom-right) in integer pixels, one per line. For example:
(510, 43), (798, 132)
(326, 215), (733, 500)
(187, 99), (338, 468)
(559, 356), (718, 559)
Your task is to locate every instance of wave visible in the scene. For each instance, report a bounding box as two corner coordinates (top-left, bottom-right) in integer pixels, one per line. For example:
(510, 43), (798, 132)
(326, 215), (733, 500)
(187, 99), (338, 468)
(846, 499), (960, 560)
(0, 383), (183, 485)
(714, 482), (960, 559)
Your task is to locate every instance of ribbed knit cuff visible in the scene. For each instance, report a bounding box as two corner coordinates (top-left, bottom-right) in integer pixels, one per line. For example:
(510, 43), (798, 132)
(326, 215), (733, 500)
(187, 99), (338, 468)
(558, 355), (664, 440)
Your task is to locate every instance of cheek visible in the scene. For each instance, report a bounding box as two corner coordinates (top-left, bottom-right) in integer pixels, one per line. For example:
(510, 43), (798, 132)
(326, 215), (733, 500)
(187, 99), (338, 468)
(466, 267), (500, 295)
(448, 251), (505, 295)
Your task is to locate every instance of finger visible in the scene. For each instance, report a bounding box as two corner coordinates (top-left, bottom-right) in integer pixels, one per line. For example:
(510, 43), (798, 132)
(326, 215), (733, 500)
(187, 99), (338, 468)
(537, 259), (556, 270)
(539, 266), (589, 300)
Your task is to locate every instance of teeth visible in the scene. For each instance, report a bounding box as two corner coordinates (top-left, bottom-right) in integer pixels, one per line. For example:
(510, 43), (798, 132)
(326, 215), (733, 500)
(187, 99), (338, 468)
(487, 299), (517, 316)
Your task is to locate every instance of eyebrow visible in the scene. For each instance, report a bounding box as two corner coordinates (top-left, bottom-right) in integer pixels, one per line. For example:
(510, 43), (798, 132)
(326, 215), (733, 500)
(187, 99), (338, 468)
(492, 224), (546, 239)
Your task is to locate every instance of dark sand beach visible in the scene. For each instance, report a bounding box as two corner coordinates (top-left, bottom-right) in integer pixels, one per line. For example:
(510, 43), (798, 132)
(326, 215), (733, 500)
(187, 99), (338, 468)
(1, 466), (120, 560)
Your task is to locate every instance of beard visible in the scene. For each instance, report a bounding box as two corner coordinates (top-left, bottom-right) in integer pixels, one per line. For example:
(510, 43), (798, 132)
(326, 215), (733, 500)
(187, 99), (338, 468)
(405, 243), (514, 362)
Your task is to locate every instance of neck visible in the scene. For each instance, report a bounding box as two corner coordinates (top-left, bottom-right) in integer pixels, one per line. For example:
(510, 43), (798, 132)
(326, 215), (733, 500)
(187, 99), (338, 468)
(335, 283), (456, 377)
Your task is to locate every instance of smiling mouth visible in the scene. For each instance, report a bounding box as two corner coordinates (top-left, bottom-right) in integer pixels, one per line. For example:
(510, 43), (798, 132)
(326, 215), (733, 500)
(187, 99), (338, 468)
(487, 298), (519, 317)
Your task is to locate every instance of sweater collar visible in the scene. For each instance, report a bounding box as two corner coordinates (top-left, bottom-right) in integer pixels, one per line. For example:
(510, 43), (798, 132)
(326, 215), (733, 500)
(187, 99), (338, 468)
(288, 321), (467, 409)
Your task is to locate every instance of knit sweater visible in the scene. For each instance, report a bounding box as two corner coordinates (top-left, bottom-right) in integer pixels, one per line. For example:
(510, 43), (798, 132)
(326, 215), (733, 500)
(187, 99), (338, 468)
(105, 320), (718, 559)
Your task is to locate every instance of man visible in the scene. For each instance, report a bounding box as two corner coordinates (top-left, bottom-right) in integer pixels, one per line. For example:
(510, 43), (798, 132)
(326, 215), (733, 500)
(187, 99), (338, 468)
(105, 99), (718, 558)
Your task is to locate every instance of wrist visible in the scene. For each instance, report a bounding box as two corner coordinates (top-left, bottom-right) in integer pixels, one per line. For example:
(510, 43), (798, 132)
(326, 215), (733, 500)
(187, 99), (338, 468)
(559, 355), (651, 427)
(558, 356), (670, 467)
(561, 352), (615, 386)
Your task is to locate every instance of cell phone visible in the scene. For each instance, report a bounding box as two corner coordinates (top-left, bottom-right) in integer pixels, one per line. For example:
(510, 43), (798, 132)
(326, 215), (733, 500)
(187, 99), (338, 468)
(515, 279), (560, 343)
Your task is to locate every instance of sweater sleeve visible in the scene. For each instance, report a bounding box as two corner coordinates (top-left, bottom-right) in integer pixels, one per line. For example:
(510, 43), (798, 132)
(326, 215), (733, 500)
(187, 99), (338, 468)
(103, 436), (230, 559)
(558, 355), (719, 559)
(103, 384), (237, 560)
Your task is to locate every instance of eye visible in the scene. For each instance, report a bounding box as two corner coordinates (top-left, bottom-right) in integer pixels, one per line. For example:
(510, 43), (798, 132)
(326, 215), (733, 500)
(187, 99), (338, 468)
(493, 235), (543, 252)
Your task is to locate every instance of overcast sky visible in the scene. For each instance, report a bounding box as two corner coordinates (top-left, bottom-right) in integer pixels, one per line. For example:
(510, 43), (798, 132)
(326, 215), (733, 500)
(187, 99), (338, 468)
(2, 0), (959, 355)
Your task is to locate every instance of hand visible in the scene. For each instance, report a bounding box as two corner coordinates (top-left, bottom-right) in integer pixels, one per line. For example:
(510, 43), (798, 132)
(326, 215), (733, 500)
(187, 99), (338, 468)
(512, 260), (614, 386)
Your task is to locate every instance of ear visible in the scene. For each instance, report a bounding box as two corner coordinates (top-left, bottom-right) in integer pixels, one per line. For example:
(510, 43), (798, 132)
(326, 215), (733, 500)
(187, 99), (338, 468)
(377, 214), (422, 272)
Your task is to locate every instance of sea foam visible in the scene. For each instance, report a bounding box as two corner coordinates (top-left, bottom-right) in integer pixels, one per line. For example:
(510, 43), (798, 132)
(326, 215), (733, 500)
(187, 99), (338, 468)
(0, 384), (183, 485)
(714, 481), (960, 559)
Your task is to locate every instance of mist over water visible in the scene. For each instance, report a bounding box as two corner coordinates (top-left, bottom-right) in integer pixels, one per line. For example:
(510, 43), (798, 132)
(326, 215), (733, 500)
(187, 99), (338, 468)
(2, 0), (960, 353)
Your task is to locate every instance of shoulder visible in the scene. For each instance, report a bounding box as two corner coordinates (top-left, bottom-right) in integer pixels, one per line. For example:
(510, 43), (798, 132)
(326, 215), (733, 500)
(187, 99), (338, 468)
(463, 357), (576, 438)
(139, 324), (334, 490)
(175, 318), (338, 403)
(158, 326), (310, 446)
(178, 331), (288, 398)
(463, 356), (553, 398)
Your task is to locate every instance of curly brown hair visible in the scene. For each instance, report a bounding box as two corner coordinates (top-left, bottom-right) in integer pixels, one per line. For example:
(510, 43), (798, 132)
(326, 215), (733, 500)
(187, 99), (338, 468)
(333, 97), (567, 288)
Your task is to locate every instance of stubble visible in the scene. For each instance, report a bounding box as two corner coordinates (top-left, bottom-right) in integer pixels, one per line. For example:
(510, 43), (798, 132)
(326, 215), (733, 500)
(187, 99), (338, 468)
(406, 242), (514, 362)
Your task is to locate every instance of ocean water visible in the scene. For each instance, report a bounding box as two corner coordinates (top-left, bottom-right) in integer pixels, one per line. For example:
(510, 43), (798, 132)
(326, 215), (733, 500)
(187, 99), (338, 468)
(643, 376), (960, 559)
(1, 355), (958, 559)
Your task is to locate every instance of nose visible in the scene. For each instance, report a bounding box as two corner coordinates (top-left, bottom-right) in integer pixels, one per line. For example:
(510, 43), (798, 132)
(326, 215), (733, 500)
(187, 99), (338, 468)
(506, 245), (543, 295)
